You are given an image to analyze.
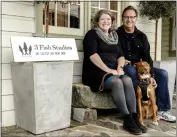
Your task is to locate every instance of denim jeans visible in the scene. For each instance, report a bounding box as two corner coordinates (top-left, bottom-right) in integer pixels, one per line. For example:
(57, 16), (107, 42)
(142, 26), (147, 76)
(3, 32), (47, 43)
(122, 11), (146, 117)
(123, 64), (171, 111)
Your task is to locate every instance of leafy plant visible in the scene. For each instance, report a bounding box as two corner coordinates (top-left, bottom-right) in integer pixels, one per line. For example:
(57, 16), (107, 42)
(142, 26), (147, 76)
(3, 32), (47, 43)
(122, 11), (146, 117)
(139, 1), (176, 20)
(138, 1), (176, 60)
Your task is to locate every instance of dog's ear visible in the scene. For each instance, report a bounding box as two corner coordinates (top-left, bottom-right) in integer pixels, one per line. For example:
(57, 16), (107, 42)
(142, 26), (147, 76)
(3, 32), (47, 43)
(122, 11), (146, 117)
(148, 65), (151, 72)
(145, 62), (151, 72)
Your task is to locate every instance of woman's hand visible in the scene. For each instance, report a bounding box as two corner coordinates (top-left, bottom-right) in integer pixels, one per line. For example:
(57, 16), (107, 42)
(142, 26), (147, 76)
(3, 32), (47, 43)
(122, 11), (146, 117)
(108, 69), (118, 75)
(150, 77), (157, 88)
(117, 68), (125, 75)
(125, 60), (131, 65)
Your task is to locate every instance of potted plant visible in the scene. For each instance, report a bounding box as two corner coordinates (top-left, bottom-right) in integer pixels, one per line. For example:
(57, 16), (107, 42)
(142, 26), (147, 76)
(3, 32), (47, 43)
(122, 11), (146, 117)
(139, 1), (176, 60)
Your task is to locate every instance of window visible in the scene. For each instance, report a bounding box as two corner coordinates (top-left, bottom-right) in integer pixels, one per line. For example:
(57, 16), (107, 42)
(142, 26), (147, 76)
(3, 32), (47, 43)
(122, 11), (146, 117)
(35, 1), (121, 36)
(35, 1), (84, 36)
(44, 2), (80, 28)
(88, 1), (121, 30)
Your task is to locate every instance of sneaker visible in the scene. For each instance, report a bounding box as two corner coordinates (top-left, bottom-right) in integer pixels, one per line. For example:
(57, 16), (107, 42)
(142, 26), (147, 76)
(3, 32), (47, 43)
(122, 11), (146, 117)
(157, 111), (176, 123)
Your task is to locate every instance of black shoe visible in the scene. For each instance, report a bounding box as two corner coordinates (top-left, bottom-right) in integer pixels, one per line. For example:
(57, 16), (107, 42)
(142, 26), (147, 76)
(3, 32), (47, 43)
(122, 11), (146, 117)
(123, 114), (142, 135)
(132, 113), (147, 133)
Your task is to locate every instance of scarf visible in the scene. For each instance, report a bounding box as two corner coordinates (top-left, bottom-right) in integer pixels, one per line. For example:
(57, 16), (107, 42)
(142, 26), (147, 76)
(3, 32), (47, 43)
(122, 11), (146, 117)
(94, 27), (118, 45)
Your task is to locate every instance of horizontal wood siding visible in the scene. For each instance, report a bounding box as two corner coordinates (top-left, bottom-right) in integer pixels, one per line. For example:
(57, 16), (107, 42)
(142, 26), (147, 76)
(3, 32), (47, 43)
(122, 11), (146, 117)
(1, 2), (35, 127)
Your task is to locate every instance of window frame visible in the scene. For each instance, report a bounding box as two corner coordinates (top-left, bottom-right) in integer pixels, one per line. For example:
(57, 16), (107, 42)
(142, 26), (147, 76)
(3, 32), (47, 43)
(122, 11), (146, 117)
(35, 1), (84, 36)
(87, 1), (122, 31)
(35, 1), (122, 37)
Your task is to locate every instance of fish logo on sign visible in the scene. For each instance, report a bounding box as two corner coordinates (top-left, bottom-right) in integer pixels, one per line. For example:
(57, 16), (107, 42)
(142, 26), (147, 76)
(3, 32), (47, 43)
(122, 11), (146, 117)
(19, 42), (32, 56)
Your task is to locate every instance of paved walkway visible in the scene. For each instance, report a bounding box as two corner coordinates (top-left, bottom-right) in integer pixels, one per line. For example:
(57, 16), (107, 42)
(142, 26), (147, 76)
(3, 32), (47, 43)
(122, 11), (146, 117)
(2, 97), (176, 137)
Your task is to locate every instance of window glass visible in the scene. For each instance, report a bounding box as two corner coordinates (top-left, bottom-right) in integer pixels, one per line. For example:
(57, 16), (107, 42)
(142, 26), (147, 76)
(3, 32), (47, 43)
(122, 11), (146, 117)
(43, 2), (81, 29)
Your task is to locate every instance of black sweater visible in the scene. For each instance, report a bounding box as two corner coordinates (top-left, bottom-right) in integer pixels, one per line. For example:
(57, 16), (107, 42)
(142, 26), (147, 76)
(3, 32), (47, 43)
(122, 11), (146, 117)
(82, 29), (124, 91)
(117, 25), (154, 77)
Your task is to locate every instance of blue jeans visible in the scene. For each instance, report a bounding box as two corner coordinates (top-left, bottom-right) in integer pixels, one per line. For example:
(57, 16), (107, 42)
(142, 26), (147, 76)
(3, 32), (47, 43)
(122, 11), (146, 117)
(124, 64), (171, 111)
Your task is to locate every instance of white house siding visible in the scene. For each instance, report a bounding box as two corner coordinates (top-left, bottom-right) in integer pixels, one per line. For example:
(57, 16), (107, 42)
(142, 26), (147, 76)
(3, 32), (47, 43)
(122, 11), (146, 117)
(2, 2), (35, 127)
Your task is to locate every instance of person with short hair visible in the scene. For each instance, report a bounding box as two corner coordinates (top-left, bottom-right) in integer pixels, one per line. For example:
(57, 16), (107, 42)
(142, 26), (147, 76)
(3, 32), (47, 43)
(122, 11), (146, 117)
(116, 5), (176, 123)
(82, 9), (147, 135)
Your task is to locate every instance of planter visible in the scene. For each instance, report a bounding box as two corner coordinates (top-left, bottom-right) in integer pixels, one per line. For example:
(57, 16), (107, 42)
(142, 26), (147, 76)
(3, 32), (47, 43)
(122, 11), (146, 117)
(11, 61), (73, 134)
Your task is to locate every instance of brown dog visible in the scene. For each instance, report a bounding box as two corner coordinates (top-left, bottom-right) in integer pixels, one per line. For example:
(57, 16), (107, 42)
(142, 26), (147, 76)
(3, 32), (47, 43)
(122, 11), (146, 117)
(134, 61), (158, 125)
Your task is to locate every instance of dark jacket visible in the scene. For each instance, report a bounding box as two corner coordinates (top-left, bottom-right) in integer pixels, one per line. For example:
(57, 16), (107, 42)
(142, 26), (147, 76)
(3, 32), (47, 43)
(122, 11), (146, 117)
(116, 25), (154, 76)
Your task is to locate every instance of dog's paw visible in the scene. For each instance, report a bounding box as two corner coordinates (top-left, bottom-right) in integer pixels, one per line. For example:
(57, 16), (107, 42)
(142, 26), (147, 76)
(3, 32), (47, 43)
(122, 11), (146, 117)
(156, 116), (160, 121)
(152, 121), (158, 126)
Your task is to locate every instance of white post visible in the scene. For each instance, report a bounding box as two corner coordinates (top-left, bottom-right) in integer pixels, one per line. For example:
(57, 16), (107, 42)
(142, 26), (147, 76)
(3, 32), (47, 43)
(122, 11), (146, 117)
(154, 60), (176, 108)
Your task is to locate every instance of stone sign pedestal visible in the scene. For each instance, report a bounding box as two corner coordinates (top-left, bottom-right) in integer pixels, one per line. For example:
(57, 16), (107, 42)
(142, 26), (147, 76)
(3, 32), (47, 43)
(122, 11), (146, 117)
(154, 60), (176, 107)
(11, 61), (73, 134)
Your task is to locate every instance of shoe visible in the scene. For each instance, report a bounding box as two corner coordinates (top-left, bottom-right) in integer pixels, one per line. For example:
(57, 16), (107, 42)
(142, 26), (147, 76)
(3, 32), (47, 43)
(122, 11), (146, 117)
(123, 114), (142, 135)
(157, 111), (176, 123)
(132, 113), (147, 133)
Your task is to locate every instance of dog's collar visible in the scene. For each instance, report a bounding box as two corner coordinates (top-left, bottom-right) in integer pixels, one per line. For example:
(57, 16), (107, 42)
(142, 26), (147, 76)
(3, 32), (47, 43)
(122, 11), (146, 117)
(138, 78), (151, 85)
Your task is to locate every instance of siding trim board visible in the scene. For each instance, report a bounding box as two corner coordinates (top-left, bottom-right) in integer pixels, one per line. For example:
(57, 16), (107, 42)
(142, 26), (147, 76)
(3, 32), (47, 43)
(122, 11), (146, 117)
(2, 31), (33, 47)
(161, 17), (176, 59)
(2, 2), (34, 6)
(2, 2), (35, 18)
(2, 110), (15, 127)
(2, 95), (15, 111)
(0, 1), (2, 130)
(2, 14), (35, 19)
(32, 33), (84, 40)
(2, 15), (35, 33)
(169, 18), (176, 57)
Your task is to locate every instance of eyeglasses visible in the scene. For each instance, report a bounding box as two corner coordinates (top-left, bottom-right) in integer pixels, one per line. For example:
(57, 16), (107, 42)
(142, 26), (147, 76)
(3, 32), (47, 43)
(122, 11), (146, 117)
(123, 16), (137, 20)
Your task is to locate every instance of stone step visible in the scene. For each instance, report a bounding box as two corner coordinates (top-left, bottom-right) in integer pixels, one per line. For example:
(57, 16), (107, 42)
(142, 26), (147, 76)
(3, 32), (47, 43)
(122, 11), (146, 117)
(72, 83), (116, 109)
